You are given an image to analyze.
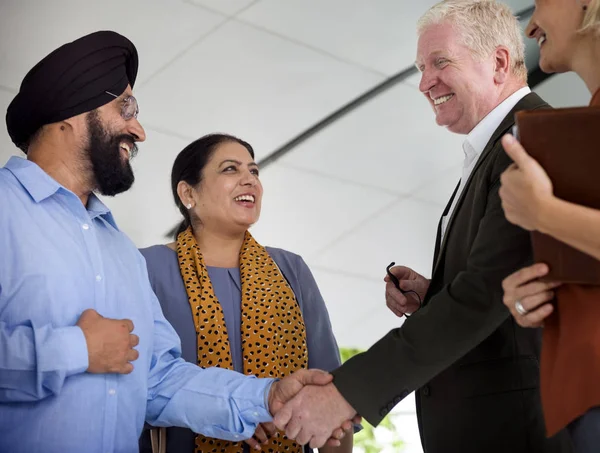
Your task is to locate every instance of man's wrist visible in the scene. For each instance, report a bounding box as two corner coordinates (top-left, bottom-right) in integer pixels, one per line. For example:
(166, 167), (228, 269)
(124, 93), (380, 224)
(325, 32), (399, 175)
(265, 378), (280, 415)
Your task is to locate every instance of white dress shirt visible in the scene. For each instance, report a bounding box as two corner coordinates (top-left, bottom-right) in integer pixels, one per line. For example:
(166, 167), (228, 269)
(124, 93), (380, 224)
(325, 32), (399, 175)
(441, 86), (531, 239)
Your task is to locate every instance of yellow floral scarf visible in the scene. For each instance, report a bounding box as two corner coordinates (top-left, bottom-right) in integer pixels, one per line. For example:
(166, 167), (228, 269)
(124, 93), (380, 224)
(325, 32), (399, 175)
(177, 227), (308, 453)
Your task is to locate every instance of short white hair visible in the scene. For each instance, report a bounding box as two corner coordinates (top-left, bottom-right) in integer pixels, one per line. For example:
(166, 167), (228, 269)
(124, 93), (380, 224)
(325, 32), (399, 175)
(580, 0), (600, 36)
(417, 0), (527, 82)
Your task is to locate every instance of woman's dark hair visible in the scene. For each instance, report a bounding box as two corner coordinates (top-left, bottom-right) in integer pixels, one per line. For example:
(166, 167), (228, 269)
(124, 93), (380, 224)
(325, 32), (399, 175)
(169, 133), (255, 239)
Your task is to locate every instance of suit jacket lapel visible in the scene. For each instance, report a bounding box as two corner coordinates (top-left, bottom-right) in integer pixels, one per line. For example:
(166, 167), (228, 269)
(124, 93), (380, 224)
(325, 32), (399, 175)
(432, 180), (461, 270)
(431, 92), (547, 278)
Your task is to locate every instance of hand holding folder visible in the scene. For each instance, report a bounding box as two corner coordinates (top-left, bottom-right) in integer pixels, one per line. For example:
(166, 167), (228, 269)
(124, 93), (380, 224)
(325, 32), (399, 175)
(512, 106), (600, 285)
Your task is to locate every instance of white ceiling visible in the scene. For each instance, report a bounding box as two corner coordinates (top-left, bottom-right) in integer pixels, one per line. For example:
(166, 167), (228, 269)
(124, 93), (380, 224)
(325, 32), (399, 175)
(0, 2), (591, 451)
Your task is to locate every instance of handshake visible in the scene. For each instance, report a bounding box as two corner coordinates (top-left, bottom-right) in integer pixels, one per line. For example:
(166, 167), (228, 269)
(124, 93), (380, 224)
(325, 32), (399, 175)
(262, 369), (360, 450)
(76, 310), (359, 449)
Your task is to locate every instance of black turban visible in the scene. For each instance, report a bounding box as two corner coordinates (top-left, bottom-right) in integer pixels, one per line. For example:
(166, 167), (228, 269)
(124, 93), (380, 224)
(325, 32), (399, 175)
(6, 30), (138, 152)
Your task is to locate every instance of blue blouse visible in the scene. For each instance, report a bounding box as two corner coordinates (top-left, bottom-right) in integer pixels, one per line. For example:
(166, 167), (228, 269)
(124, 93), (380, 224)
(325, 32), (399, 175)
(139, 244), (341, 453)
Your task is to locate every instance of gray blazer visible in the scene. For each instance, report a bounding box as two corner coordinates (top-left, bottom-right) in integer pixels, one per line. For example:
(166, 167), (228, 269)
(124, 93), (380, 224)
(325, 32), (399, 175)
(138, 244), (341, 453)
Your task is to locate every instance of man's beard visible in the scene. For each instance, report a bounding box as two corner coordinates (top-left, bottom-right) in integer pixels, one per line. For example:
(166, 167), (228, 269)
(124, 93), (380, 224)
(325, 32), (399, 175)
(86, 110), (138, 196)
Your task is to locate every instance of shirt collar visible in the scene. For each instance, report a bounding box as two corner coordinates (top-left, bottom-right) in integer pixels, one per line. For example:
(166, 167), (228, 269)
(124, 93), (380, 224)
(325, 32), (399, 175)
(462, 86), (531, 164)
(5, 156), (61, 203)
(4, 156), (118, 228)
(87, 193), (118, 228)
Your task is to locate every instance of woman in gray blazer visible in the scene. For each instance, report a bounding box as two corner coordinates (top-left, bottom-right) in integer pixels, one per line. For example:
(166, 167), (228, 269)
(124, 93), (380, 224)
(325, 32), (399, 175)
(138, 133), (351, 453)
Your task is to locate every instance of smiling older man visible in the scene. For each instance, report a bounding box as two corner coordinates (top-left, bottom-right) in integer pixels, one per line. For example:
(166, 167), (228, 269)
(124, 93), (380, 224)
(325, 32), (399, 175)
(273, 2), (573, 453)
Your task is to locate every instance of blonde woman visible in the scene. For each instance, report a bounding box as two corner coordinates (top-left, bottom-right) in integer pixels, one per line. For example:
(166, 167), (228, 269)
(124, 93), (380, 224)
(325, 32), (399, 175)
(499, 1), (600, 451)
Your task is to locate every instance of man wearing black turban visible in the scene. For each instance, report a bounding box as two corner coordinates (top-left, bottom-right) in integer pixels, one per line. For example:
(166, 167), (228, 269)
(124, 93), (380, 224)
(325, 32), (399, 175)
(6, 30), (143, 196)
(0, 31), (345, 453)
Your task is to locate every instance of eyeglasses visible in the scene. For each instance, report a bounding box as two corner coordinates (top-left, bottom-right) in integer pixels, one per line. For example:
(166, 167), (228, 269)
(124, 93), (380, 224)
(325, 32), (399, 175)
(386, 261), (422, 317)
(105, 91), (139, 120)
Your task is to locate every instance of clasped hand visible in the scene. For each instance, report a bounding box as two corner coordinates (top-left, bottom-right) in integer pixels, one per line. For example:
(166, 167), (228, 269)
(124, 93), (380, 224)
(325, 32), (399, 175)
(267, 369), (359, 449)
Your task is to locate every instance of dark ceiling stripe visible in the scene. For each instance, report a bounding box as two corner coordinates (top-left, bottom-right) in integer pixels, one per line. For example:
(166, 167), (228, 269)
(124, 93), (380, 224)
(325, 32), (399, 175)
(516, 5), (535, 17)
(258, 66), (418, 167)
(258, 4), (543, 168)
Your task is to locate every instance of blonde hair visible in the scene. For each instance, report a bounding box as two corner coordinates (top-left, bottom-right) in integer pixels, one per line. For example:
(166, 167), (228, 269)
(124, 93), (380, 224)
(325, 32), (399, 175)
(580, 0), (600, 35)
(417, 0), (527, 82)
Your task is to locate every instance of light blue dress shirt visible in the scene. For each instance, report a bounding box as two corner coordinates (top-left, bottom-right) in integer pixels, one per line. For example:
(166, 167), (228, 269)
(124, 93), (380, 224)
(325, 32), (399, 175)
(0, 156), (274, 453)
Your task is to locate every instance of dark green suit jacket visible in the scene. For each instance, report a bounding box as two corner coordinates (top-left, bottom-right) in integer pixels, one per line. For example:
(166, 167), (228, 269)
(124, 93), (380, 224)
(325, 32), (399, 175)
(332, 93), (572, 453)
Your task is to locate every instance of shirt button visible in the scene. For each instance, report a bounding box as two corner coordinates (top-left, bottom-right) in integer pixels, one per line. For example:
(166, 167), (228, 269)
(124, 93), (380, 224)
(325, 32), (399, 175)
(108, 389), (116, 396)
(82, 223), (90, 230)
(96, 275), (102, 282)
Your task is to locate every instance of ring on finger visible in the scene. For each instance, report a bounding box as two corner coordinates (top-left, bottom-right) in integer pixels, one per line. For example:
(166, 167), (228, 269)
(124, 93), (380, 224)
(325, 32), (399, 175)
(515, 300), (528, 316)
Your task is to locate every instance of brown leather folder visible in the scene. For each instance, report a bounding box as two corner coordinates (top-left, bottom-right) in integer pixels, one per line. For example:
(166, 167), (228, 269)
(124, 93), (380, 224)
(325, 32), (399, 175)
(514, 106), (600, 284)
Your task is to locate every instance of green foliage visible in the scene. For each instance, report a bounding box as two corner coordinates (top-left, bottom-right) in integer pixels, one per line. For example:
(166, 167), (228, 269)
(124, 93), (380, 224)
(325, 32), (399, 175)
(339, 347), (364, 363)
(339, 347), (405, 453)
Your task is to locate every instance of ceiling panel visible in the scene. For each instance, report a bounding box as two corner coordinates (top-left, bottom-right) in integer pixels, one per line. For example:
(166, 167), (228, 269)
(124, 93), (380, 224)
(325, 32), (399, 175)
(312, 197), (442, 280)
(189, 0), (257, 16)
(239, 0), (440, 76)
(307, 267), (393, 349)
(250, 163), (397, 259)
(0, 0), (226, 91)
(136, 19), (383, 160)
